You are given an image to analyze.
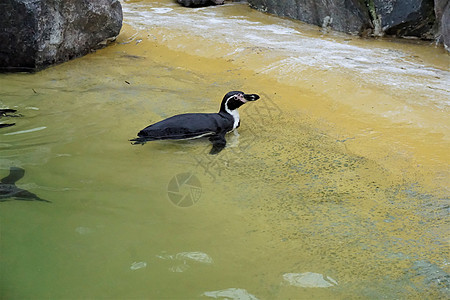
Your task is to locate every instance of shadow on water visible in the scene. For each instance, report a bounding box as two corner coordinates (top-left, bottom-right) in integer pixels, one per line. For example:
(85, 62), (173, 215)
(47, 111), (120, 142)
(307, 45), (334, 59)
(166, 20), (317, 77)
(0, 167), (50, 202)
(0, 1), (449, 299)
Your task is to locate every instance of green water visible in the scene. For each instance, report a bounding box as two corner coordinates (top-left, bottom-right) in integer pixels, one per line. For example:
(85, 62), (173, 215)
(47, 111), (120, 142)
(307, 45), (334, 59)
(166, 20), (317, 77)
(1, 1), (449, 299)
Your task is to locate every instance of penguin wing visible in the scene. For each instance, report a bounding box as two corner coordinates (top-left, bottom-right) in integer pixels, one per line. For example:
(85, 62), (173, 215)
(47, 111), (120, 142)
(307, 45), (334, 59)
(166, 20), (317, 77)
(209, 132), (227, 155)
(137, 113), (224, 140)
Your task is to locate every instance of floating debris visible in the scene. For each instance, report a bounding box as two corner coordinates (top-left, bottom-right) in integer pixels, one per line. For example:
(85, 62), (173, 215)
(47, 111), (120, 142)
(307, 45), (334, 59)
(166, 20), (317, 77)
(175, 251), (213, 264)
(130, 261), (147, 270)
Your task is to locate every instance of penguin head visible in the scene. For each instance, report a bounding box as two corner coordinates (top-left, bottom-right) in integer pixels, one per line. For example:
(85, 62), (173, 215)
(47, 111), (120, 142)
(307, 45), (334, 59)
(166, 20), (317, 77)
(220, 91), (260, 113)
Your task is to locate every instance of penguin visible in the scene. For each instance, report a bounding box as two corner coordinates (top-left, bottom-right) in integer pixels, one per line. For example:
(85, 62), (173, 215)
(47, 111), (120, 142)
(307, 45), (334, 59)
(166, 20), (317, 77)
(130, 91), (260, 154)
(0, 167), (50, 202)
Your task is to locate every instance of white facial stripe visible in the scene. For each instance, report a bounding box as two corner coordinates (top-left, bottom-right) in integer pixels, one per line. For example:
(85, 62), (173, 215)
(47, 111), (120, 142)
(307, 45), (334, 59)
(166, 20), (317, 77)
(224, 96), (240, 130)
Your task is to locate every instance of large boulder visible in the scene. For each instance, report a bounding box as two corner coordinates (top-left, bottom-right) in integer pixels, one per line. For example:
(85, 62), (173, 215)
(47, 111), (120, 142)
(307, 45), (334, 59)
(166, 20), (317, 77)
(0, 0), (123, 72)
(372, 0), (436, 39)
(248, 0), (373, 35)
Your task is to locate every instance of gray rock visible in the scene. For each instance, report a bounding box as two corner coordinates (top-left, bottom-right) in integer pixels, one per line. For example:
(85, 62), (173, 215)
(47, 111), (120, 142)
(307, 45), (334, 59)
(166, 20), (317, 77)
(248, 0), (373, 35)
(0, 0), (123, 72)
(435, 0), (450, 51)
(248, 0), (448, 50)
(177, 0), (225, 7)
(372, 0), (436, 39)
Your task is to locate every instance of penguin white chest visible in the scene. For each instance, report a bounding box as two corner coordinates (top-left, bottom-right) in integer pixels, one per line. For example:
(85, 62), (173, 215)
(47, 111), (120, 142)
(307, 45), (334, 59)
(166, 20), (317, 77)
(230, 110), (240, 130)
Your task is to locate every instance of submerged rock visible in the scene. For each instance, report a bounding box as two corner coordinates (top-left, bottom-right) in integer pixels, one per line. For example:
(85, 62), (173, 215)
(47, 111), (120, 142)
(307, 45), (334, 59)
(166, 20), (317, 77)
(0, 0), (123, 72)
(283, 272), (338, 288)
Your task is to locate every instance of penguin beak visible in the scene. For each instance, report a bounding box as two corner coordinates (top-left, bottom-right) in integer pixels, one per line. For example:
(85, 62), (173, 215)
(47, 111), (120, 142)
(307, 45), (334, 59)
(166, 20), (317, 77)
(243, 93), (260, 101)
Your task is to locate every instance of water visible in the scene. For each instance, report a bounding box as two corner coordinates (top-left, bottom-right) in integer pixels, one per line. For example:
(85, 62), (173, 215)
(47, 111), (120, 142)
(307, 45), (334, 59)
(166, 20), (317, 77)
(1, 0), (449, 299)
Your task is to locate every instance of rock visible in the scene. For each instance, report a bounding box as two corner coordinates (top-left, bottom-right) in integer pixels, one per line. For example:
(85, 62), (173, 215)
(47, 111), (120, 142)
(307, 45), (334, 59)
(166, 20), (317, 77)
(0, 0), (123, 72)
(372, 0), (436, 39)
(177, 0), (225, 7)
(248, 0), (448, 50)
(247, 0), (373, 35)
(435, 0), (450, 51)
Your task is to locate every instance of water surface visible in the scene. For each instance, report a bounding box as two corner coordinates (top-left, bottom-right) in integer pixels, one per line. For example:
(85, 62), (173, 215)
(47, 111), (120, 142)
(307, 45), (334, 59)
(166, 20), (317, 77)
(1, 1), (449, 299)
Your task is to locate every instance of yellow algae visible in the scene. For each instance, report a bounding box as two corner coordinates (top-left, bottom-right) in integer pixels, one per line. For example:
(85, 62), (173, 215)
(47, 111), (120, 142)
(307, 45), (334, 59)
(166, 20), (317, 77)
(112, 21), (449, 191)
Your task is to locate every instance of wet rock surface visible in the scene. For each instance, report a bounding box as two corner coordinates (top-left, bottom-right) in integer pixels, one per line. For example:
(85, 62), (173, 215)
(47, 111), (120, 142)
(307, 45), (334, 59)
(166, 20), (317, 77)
(435, 0), (450, 50)
(248, 0), (449, 50)
(247, 0), (372, 35)
(0, 0), (123, 72)
(373, 0), (436, 38)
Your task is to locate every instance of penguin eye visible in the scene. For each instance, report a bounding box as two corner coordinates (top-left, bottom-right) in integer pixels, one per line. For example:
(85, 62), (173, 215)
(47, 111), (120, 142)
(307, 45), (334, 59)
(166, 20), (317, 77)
(233, 96), (238, 100)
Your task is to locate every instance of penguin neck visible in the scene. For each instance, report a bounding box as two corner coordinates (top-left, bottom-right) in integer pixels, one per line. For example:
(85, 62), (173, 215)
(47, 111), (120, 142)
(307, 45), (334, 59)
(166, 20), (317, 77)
(222, 106), (240, 130)
(219, 96), (244, 130)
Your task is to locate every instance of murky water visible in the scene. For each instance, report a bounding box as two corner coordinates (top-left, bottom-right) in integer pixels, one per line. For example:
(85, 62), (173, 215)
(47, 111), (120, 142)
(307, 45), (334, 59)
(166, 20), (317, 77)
(1, 0), (449, 299)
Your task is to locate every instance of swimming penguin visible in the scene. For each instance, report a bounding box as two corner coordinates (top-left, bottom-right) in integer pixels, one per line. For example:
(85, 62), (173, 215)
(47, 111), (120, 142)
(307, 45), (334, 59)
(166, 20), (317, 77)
(130, 91), (260, 154)
(0, 167), (50, 202)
